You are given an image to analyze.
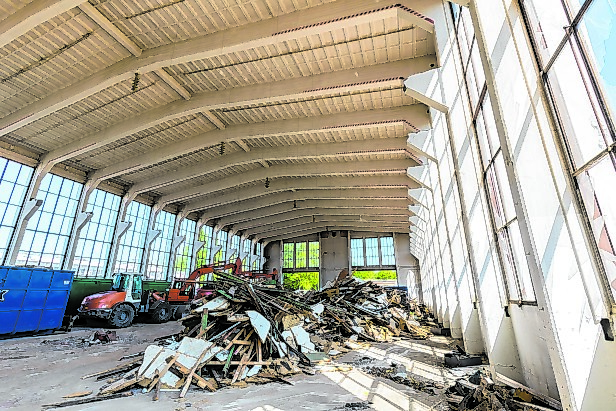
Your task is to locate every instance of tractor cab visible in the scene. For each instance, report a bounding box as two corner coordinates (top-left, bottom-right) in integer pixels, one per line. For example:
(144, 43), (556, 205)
(111, 272), (143, 304)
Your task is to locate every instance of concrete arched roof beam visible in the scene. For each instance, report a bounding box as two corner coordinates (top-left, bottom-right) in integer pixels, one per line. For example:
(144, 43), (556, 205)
(219, 205), (411, 229)
(131, 137), (411, 195)
(0, 0), (86, 50)
(90, 106), (427, 183)
(0, 1), (434, 139)
(256, 222), (409, 242)
(186, 175), (416, 213)
(157, 158), (414, 206)
(244, 215), (409, 237)
(201, 188), (410, 221)
(221, 198), (411, 228)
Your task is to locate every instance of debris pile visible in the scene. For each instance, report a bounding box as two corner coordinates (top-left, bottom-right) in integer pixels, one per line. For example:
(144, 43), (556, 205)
(364, 364), (442, 395)
(446, 371), (560, 411)
(44, 270), (432, 407)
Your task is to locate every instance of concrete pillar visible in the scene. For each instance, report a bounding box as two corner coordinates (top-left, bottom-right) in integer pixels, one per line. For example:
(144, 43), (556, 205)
(191, 214), (208, 270)
(319, 230), (350, 288)
(140, 202), (163, 276)
(105, 190), (137, 277)
(264, 240), (282, 278)
(166, 208), (189, 280)
(5, 159), (55, 265)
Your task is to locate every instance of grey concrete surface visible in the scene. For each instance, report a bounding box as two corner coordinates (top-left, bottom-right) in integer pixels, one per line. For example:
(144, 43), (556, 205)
(0, 322), (466, 411)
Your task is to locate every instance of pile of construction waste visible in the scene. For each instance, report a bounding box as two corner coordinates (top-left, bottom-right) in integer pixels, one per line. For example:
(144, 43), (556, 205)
(42, 271), (430, 408)
(446, 371), (561, 411)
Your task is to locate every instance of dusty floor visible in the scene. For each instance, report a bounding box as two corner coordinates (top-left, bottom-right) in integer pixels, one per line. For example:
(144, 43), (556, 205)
(0, 321), (479, 411)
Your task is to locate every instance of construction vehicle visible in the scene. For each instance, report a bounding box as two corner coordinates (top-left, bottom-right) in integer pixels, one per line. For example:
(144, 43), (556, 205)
(77, 259), (245, 328)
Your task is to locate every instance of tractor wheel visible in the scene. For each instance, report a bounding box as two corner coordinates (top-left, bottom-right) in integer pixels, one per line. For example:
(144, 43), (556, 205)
(151, 303), (172, 323)
(172, 305), (189, 320)
(108, 304), (135, 328)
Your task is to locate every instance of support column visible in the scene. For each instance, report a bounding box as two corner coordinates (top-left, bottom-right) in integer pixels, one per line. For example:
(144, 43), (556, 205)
(166, 208), (189, 280)
(226, 229), (237, 263)
(239, 234), (250, 271)
(6, 159), (54, 265)
(210, 224), (223, 263)
(63, 178), (102, 271)
(319, 230), (350, 288)
(191, 214), (208, 270)
(140, 202), (163, 277)
(105, 190), (137, 277)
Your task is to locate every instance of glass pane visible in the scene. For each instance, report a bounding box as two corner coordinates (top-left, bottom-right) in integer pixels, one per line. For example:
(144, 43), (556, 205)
(485, 165), (507, 229)
(580, 154), (616, 299)
(308, 241), (319, 267)
(497, 229), (521, 300)
(509, 221), (536, 301)
(577, 0), (616, 120)
(365, 238), (379, 266)
(283, 243), (294, 269)
(295, 242), (307, 268)
(494, 153), (516, 222)
(351, 238), (364, 266)
(526, 0), (570, 62)
(548, 39), (611, 167)
(380, 237), (395, 266)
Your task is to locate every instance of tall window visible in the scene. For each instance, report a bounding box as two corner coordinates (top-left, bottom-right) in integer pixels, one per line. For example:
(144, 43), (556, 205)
(114, 201), (151, 273)
(196, 225), (213, 267)
(282, 240), (319, 270)
(72, 189), (120, 278)
(351, 236), (396, 267)
(351, 238), (364, 266)
(0, 158), (33, 264)
(283, 243), (294, 268)
(253, 242), (262, 270)
(173, 218), (196, 278)
(242, 238), (251, 269)
(16, 174), (82, 269)
(145, 210), (175, 280)
(380, 237), (395, 266)
(214, 229), (228, 264)
(521, 0), (616, 300)
(229, 234), (240, 262)
(309, 241), (320, 267)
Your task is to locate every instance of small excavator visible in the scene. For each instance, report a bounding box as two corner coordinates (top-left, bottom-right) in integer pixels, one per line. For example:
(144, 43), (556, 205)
(78, 258), (278, 328)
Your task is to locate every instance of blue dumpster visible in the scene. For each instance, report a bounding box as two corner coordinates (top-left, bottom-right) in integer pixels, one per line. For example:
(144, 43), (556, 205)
(0, 266), (74, 335)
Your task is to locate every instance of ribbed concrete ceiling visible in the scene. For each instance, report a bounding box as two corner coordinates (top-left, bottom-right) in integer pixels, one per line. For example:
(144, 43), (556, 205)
(0, 0), (438, 241)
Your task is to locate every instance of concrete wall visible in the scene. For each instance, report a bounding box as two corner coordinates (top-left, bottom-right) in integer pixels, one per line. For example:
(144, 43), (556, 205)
(319, 231), (350, 288)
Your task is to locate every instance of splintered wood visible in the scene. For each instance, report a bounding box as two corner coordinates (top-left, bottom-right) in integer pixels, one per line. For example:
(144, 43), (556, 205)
(64, 269), (430, 403)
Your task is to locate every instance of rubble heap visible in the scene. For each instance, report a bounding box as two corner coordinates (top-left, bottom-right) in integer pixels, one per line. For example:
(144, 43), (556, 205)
(44, 271), (431, 408)
(446, 371), (561, 411)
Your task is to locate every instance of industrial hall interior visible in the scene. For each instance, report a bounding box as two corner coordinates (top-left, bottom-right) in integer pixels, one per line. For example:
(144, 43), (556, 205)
(0, 0), (614, 410)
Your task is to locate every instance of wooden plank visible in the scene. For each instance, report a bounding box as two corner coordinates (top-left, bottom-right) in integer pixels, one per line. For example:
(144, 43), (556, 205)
(179, 345), (216, 398)
(42, 392), (133, 409)
(62, 391), (92, 399)
(147, 353), (180, 393)
(172, 363), (217, 392)
(153, 380), (162, 401)
(81, 358), (142, 380)
(257, 339), (262, 363)
(232, 342), (254, 383)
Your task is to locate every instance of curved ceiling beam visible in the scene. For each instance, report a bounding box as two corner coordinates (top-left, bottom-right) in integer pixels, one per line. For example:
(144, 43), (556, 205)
(255, 222), (408, 241)
(0, 0), (85, 50)
(224, 198), (411, 229)
(48, 58), (429, 165)
(91, 106), (426, 183)
(235, 206), (411, 233)
(158, 158), (414, 205)
(133, 137), (410, 194)
(201, 188), (409, 220)
(220, 204), (411, 229)
(0, 1), (433, 138)
(186, 176), (415, 213)
(244, 215), (408, 236)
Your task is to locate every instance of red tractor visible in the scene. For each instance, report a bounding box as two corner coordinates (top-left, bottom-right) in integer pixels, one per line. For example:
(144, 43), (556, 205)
(78, 259), (243, 328)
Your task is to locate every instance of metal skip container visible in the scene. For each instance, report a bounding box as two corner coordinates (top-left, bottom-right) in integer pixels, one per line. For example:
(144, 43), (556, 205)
(0, 266), (74, 335)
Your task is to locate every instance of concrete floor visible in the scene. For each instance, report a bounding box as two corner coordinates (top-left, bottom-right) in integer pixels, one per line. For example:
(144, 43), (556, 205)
(0, 322), (475, 411)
